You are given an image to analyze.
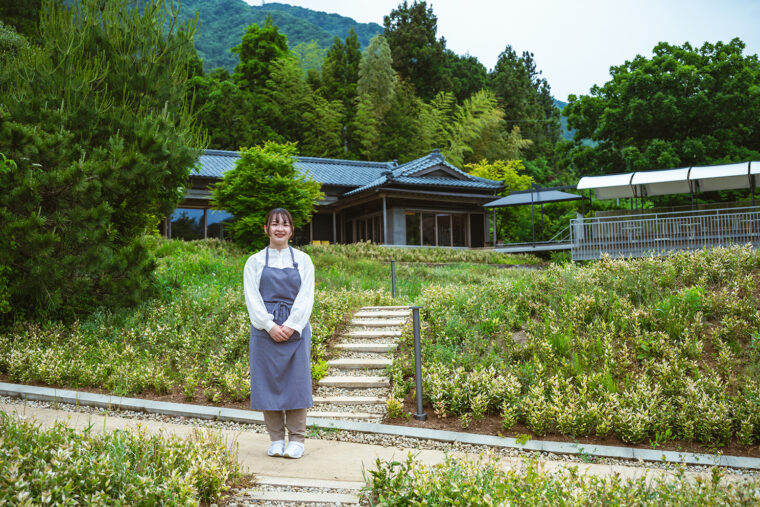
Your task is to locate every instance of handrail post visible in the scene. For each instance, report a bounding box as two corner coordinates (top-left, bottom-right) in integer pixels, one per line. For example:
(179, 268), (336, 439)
(390, 260), (396, 298)
(411, 306), (427, 421)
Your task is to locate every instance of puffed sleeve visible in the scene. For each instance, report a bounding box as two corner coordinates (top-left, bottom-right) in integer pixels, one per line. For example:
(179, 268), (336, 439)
(243, 253), (276, 332)
(282, 250), (315, 334)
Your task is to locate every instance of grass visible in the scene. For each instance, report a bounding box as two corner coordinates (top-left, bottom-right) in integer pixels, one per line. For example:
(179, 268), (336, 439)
(364, 454), (760, 506)
(0, 412), (244, 505)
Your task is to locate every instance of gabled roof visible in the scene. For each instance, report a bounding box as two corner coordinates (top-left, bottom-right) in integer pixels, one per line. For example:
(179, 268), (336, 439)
(192, 149), (397, 186)
(192, 149), (503, 196)
(342, 149), (503, 197)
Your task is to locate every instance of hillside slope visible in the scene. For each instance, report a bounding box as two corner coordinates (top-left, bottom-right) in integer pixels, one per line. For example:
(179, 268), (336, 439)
(177, 0), (383, 71)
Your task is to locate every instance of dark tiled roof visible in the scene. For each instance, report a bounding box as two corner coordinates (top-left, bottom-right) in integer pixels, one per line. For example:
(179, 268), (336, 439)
(342, 149), (503, 197)
(192, 149), (502, 196)
(192, 150), (396, 186)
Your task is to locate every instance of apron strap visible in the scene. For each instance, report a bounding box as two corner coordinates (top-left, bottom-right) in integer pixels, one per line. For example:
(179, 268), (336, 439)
(265, 246), (270, 267)
(289, 246), (298, 268)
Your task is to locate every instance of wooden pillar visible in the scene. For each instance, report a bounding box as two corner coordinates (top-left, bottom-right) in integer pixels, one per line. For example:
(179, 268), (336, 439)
(382, 196), (387, 245)
(332, 212), (337, 244)
(203, 209), (208, 239)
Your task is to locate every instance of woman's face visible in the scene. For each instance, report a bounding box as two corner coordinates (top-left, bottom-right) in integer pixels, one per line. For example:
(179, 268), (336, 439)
(265, 214), (293, 248)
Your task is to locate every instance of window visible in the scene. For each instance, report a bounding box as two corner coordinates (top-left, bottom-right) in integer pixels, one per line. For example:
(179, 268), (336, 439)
(422, 213), (436, 246)
(405, 212), (421, 245)
(169, 208), (204, 240)
(207, 210), (233, 240)
(436, 214), (452, 246)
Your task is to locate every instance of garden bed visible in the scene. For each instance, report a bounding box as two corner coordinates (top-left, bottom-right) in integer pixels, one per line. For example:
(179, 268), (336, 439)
(389, 245), (760, 452)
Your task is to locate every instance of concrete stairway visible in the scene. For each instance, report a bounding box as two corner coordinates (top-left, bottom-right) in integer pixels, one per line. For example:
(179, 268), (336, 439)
(311, 306), (410, 422)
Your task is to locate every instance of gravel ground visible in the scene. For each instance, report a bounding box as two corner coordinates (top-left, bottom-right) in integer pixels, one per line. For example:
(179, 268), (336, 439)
(2, 394), (758, 479)
(312, 403), (385, 415)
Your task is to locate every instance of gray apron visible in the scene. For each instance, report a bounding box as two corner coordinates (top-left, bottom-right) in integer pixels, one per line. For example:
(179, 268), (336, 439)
(249, 246), (313, 411)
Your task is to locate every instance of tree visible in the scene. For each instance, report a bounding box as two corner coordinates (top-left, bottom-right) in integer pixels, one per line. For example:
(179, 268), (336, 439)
(211, 142), (323, 250)
(320, 29), (362, 155)
(564, 38), (760, 175)
(383, 0), (448, 101)
(465, 159), (534, 242)
(444, 50), (488, 103)
(0, 0), (62, 42)
(189, 69), (275, 150)
(232, 15), (289, 93)
(418, 89), (508, 166)
(0, 0), (202, 322)
(357, 35), (397, 116)
(489, 45), (561, 160)
(320, 29), (361, 109)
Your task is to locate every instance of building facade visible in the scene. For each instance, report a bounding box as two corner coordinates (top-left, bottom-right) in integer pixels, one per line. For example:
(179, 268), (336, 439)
(164, 149), (503, 247)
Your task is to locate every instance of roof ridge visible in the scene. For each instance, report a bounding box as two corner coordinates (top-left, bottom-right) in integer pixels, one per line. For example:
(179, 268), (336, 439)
(203, 149), (240, 156)
(297, 156), (394, 168)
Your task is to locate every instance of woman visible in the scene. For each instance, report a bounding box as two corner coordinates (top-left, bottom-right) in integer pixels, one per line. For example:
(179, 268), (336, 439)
(244, 208), (314, 459)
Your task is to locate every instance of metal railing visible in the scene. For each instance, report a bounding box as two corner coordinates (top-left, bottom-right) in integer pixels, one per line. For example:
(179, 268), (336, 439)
(571, 206), (760, 260)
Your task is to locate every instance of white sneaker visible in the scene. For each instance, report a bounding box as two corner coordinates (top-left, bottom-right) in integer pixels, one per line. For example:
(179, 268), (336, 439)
(283, 441), (304, 459)
(267, 440), (285, 457)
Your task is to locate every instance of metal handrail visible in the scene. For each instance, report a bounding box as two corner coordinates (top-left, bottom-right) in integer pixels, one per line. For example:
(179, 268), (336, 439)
(570, 206), (760, 261)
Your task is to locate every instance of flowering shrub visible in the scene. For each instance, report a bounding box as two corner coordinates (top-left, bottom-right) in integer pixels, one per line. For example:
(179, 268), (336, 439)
(0, 239), (394, 404)
(365, 454), (759, 505)
(0, 412), (243, 504)
(395, 246), (760, 447)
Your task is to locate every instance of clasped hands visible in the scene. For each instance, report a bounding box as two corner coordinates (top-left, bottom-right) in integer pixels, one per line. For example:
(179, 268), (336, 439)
(268, 324), (295, 342)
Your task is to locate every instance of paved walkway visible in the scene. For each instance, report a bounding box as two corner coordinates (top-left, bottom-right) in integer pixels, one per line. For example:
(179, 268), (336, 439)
(0, 402), (730, 484)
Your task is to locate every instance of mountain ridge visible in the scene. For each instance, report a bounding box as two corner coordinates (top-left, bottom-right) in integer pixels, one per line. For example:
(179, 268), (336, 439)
(177, 0), (383, 71)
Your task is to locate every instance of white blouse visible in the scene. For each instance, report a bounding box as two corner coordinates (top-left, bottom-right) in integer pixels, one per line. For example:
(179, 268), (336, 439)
(243, 246), (315, 334)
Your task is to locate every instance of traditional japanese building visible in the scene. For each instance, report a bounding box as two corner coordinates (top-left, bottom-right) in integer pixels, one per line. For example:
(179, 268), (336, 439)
(164, 148), (504, 247)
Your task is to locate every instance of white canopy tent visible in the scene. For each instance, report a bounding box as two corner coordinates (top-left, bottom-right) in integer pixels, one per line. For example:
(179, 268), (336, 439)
(578, 161), (759, 201)
(577, 173), (635, 199)
(630, 167), (692, 197)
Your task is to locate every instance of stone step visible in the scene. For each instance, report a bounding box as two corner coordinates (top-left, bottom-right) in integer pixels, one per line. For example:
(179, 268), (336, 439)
(335, 343), (397, 353)
(255, 475), (363, 490)
(350, 318), (407, 327)
(318, 376), (390, 388)
(245, 490), (360, 504)
(360, 305), (411, 310)
(312, 396), (385, 405)
(347, 330), (402, 339)
(327, 358), (392, 369)
(354, 310), (410, 318)
(255, 475), (364, 490)
(308, 411), (375, 420)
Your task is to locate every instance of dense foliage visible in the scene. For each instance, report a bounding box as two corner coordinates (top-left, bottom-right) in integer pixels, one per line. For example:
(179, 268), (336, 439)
(211, 142), (323, 250)
(390, 246), (760, 448)
(366, 454), (759, 505)
(0, 0), (202, 322)
(0, 413), (242, 504)
(564, 39), (760, 176)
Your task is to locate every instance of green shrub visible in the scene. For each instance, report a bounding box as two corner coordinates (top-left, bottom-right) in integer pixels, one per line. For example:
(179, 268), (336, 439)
(364, 454), (759, 506)
(0, 413), (242, 504)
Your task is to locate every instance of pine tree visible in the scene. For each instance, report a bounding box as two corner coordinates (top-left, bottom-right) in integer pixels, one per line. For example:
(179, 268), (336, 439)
(0, 0), (202, 322)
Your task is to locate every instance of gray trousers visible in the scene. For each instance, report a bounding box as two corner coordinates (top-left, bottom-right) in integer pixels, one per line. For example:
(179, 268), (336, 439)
(263, 409), (307, 443)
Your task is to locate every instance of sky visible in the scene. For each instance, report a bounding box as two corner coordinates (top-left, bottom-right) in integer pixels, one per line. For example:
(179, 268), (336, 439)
(244, 0), (760, 102)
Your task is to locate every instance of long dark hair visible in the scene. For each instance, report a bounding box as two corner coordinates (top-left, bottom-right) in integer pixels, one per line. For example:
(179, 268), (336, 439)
(264, 208), (295, 239)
